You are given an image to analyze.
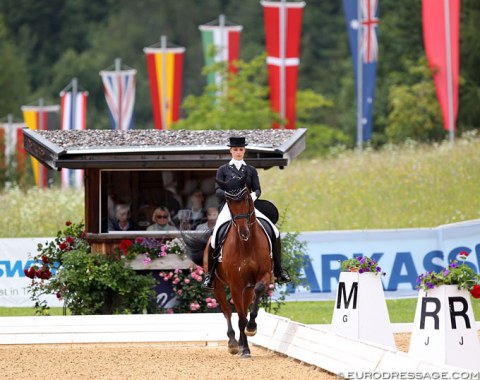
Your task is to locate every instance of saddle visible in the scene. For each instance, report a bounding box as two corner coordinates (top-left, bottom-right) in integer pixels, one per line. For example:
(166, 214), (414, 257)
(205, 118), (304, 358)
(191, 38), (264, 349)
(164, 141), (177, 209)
(214, 218), (275, 261)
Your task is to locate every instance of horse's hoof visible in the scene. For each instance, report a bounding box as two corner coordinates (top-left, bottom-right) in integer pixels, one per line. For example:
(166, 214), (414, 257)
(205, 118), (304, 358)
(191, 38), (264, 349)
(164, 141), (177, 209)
(240, 353), (251, 359)
(228, 345), (239, 355)
(245, 328), (257, 337)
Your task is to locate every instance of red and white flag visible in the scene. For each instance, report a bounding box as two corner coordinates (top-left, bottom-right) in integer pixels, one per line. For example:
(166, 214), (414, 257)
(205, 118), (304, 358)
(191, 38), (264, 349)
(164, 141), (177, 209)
(262, 1), (305, 129)
(60, 89), (88, 188)
(422, 0), (460, 135)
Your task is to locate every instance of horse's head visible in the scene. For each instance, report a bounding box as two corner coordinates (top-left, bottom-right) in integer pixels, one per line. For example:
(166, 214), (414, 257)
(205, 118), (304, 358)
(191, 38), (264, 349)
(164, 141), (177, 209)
(218, 175), (255, 241)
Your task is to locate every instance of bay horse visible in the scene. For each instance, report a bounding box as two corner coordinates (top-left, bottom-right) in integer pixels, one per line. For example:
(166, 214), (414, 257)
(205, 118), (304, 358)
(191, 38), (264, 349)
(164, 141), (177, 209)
(209, 175), (273, 359)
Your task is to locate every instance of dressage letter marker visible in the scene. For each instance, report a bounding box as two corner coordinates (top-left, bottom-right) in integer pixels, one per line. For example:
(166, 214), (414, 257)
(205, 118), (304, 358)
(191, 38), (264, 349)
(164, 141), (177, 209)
(331, 272), (395, 348)
(409, 286), (480, 370)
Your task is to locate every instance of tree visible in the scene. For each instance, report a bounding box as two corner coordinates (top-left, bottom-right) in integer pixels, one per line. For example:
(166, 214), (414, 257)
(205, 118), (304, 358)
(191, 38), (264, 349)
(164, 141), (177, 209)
(0, 15), (30, 118)
(386, 57), (444, 143)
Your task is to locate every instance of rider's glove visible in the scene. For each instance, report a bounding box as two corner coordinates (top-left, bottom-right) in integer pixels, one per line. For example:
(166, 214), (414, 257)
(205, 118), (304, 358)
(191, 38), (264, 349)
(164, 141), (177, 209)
(250, 192), (257, 201)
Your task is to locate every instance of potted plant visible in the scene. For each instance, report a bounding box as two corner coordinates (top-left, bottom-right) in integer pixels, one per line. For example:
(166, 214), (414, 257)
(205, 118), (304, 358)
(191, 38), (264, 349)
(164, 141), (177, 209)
(333, 255), (394, 348)
(340, 255), (384, 275)
(416, 250), (480, 297)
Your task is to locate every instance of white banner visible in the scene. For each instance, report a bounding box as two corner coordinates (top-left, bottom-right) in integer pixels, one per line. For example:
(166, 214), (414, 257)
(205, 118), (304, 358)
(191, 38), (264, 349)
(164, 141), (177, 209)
(0, 238), (62, 307)
(287, 219), (480, 300)
(1, 219), (479, 307)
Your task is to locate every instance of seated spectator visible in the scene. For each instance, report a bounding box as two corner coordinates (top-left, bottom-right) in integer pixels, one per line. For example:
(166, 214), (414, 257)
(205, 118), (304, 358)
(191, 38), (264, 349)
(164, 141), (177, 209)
(184, 189), (207, 230)
(111, 204), (137, 231)
(147, 206), (178, 232)
(195, 206), (219, 231)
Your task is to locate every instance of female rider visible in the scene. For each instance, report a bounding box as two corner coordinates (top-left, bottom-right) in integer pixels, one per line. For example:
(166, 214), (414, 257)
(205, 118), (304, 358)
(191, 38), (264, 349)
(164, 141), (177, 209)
(202, 136), (291, 289)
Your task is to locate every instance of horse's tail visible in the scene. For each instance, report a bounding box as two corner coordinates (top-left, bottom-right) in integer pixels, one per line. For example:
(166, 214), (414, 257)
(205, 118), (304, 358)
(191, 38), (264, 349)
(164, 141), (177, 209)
(180, 230), (211, 266)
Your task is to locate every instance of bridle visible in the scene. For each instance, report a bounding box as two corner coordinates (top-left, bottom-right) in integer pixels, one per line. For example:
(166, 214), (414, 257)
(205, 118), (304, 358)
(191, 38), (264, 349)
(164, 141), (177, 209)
(224, 186), (256, 230)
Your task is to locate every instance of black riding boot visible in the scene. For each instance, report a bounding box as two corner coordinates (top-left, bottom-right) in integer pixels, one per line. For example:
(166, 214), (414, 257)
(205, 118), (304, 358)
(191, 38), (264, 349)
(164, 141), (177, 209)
(202, 245), (217, 290)
(272, 236), (291, 284)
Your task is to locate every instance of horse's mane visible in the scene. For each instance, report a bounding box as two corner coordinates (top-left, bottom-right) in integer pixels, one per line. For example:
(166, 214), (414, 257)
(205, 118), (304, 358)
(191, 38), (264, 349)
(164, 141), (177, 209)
(223, 176), (248, 200)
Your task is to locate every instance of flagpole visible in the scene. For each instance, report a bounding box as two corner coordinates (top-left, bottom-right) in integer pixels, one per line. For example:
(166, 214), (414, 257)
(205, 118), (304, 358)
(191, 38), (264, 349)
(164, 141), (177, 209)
(279, 0), (286, 129)
(444, 0), (455, 144)
(71, 78), (78, 131)
(6, 113), (13, 167)
(115, 58), (122, 130)
(160, 35), (168, 130)
(356, 0), (363, 150)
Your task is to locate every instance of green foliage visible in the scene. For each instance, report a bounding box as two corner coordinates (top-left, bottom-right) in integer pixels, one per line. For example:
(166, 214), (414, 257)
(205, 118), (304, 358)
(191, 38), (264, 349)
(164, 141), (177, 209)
(174, 55), (277, 130)
(0, 15), (30, 117)
(416, 251), (480, 297)
(260, 134), (480, 232)
(340, 256), (383, 274)
(25, 221), (157, 315)
(0, 187), (84, 238)
(386, 57), (444, 142)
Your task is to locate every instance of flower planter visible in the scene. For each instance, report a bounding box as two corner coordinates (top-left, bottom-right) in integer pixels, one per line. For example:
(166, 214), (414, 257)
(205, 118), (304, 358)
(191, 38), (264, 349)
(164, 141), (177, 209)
(331, 271), (395, 349)
(128, 254), (192, 270)
(409, 285), (480, 370)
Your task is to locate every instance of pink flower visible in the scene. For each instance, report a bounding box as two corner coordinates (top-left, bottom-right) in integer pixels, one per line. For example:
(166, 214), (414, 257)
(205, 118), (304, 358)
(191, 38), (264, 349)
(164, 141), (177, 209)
(269, 284), (275, 289)
(190, 302), (200, 311)
(177, 289), (183, 296)
(184, 279), (190, 284)
(166, 308), (174, 314)
(143, 256), (152, 265)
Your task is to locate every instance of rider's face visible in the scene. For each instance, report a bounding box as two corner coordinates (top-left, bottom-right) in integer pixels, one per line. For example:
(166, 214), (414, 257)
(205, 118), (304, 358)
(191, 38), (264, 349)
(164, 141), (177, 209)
(230, 147), (245, 161)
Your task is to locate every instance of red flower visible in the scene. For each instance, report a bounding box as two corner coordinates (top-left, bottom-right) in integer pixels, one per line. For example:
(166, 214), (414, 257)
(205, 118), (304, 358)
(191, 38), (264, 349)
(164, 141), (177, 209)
(41, 255), (49, 264)
(81, 232), (86, 239)
(65, 221), (72, 226)
(24, 267), (36, 279)
(119, 239), (133, 255)
(459, 250), (469, 257)
(470, 284), (480, 299)
(59, 242), (67, 250)
(66, 236), (74, 244)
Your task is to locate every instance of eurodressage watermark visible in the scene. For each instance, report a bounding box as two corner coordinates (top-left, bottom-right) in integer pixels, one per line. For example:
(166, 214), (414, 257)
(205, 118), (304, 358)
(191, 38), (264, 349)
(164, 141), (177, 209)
(337, 372), (480, 380)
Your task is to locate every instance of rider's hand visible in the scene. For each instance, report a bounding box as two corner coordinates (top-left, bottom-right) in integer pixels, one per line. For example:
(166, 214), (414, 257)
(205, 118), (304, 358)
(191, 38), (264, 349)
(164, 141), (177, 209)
(250, 192), (257, 201)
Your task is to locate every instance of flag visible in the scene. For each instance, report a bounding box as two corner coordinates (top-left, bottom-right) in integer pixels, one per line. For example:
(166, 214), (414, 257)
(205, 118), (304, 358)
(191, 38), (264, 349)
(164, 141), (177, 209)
(422, 0), (460, 135)
(21, 104), (59, 188)
(199, 17), (242, 87)
(262, 1), (305, 130)
(99, 68), (137, 130)
(144, 41), (185, 130)
(60, 89), (88, 188)
(343, 0), (379, 143)
(0, 121), (26, 168)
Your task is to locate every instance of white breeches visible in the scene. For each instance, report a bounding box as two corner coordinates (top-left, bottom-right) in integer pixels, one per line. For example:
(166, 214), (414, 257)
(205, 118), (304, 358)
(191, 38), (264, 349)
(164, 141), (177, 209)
(211, 204), (279, 248)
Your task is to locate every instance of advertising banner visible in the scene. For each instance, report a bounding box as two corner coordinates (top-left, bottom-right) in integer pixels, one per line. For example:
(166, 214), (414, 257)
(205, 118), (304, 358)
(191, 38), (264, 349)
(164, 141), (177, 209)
(1, 219), (479, 307)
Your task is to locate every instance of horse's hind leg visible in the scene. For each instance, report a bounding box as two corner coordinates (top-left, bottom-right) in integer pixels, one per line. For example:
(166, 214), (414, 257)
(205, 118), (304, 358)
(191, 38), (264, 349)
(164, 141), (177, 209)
(246, 281), (266, 337)
(214, 284), (238, 355)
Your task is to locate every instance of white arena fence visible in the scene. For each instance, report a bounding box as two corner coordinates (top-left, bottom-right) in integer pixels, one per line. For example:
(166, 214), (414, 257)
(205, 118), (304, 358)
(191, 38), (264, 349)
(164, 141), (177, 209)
(0, 310), (474, 378)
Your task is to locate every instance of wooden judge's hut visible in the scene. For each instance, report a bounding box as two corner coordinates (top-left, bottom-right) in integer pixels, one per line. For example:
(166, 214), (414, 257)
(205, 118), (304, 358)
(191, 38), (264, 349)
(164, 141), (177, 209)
(23, 128), (306, 273)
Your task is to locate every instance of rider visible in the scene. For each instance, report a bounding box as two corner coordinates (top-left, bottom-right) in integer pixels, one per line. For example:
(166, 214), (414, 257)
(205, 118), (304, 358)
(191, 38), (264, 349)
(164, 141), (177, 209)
(202, 136), (291, 289)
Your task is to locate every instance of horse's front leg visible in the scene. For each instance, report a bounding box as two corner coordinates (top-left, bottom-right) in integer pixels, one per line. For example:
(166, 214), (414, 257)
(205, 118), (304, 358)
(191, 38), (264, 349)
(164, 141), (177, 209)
(214, 283), (238, 355)
(246, 281), (267, 336)
(231, 287), (252, 358)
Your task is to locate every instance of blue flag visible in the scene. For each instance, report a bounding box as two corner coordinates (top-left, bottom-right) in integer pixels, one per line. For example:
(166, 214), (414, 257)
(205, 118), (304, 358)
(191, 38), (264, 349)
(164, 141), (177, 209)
(343, 0), (379, 142)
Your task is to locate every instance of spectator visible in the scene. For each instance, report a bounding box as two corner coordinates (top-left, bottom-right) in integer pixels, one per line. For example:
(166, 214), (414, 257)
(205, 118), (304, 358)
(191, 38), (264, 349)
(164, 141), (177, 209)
(196, 206), (219, 231)
(147, 206), (178, 232)
(111, 204), (137, 231)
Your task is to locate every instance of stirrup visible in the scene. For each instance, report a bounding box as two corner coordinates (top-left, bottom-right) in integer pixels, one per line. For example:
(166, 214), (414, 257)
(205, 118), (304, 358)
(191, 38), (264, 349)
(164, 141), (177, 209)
(202, 274), (215, 290)
(276, 269), (291, 284)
